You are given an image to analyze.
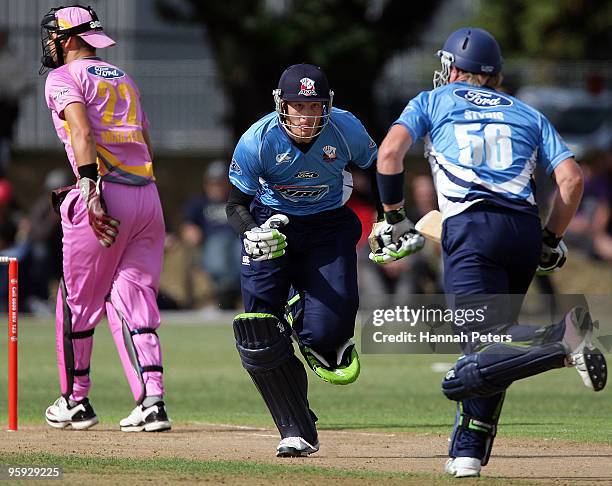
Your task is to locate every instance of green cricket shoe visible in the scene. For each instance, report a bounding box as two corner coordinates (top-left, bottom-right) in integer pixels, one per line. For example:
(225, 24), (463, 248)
(299, 340), (360, 385)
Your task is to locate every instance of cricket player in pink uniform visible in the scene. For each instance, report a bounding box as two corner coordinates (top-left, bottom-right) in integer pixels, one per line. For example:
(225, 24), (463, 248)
(40, 5), (170, 432)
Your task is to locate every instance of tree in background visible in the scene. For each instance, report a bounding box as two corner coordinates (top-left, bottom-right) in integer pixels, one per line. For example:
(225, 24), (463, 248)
(475, 0), (612, 60)
(156, 0), (442, 142)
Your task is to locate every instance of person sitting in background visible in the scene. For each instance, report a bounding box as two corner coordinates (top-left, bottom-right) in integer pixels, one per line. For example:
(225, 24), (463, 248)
(565, 151), (612, 261)
(181, 160), (241, 309)
(26, 168), (70, 314)
(359, 174), (442, 306)
(0, 178), (31, 312)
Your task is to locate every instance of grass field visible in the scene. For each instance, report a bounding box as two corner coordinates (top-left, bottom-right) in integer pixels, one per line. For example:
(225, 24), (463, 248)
(0, 318), (610, 484)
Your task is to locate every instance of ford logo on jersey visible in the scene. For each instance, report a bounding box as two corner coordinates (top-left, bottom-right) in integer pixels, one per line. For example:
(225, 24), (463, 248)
(453, 89), (513, 108)
(87, 65), (126, 79)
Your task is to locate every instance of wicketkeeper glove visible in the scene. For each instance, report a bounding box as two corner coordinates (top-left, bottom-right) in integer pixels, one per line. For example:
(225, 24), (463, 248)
(368, 208), (425, 264)
(78, 177), (120, 248)
(536, 227), (568, 275)
(243, 214), (289, 261)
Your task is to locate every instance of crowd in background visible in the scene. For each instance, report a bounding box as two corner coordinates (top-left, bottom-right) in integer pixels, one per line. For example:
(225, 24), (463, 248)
(0, 20), (609, 312)
(0, 152), (610, 313)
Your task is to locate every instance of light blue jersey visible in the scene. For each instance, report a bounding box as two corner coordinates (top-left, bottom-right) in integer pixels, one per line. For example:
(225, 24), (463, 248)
(230, 107), (377, 216)
(395, 81), (573, 218)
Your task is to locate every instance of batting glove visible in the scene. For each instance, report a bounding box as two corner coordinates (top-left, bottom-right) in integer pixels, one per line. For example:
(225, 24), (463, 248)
(243, 214), (289, 261)
(78, 177), (120, 248)
(536, 228), (568, 275)
(368, 208), (424, 264)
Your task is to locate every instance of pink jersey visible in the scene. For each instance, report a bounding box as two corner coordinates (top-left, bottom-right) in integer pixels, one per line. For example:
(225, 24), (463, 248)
(45, 57), (154, 185)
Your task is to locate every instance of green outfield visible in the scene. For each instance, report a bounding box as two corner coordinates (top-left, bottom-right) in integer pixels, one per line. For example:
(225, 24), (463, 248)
(0, 318), (610, 484)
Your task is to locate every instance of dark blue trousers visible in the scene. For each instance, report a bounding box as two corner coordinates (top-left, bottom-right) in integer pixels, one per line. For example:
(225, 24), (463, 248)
(240, 200), (362, 353)
(442, 203), (542, 460)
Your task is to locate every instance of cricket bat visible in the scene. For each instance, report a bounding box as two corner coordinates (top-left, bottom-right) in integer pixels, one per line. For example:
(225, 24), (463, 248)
(415, 210), (442, 243)
(368, 209), (442, 254)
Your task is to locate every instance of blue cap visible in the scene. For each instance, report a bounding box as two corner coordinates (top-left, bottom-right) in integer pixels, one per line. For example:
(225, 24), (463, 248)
(277, 63), (331, 102)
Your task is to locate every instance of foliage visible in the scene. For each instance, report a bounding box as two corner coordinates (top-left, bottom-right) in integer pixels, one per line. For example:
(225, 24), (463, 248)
(155, 0), (443, 141)
(475, 0), (612, 60)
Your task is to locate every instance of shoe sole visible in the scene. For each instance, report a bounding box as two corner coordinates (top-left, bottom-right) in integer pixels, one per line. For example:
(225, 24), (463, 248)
(276, 446), (317, 457)
(582, 347), (607, 391)
(145, 421), (171, 432)
(120, 421), (172, 433)
(453, 469), (481, 478)
(45, 416), (99, 430)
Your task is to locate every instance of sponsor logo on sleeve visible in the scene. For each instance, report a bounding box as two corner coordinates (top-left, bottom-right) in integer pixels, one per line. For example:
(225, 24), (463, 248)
(453, 88), (513, 108)
(275, 151), (292, 164)
(52, 87), (70, 101)
(368, 139), (376, 149)
(229, 158), (242, 175)
(294, 171), (319, 179)
(87, 65), (126, 79)
(322, 145), (337, 161)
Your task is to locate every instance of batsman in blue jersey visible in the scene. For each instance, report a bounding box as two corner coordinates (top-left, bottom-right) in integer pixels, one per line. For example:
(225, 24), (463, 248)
(372, 28), (607, 477)
(226, 63), (377, 457)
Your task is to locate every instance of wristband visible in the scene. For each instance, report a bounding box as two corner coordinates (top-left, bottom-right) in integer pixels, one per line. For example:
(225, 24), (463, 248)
(376, 171), (405, 205)
(78, 163), (98, 180)
(384, 207), (406, 224)
(542, 227), (562, 248)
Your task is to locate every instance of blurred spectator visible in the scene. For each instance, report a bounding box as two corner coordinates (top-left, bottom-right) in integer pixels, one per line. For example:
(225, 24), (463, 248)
(345, 168), (377, 249)
(26, 169), (72, 313)
(350, 172), (442, 307)
(0, 30), (31, 176)
(0, 178), (32, 312)
(398, 175), (443, 294)
(181, 160), (241, 309)
(566, 151), (612, 261)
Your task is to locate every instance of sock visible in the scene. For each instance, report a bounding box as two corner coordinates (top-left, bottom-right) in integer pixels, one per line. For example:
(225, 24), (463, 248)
(142, 395), (163, 408)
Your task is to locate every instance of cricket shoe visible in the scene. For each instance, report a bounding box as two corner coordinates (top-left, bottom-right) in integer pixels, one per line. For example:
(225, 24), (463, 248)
(276, 437), (319, 457)
(444, 457), (481, 478)
(563, 307), (607, 391)
(45, 396), (99, 430)
(120, 401), (171, 432)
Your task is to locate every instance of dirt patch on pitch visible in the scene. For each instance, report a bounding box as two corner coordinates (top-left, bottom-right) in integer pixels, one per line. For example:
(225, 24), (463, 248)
(2, 424), (611, 485)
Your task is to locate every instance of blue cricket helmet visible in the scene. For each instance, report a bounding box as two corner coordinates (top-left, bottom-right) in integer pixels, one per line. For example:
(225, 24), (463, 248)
(434, 27), (503, 88)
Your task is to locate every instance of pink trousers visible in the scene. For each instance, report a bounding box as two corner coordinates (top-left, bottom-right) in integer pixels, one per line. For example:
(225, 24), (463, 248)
(55, 181), (165, 403)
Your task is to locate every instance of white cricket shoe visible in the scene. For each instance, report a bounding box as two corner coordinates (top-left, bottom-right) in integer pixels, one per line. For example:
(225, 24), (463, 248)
(444, 457), (481, 478)
(567, 347), (607, 391)
(276, 437), (319, 457)
(45, 396), (99, 430)
(119, 401), (171, 432)
(563, 307), (607, 391)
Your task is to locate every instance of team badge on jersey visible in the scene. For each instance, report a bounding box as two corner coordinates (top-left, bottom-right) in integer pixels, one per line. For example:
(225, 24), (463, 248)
(298, 77), (317, 97)
(322, 145), (337, 161)
(87, 65), (125, 79)
(229, 158), (242, 175)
